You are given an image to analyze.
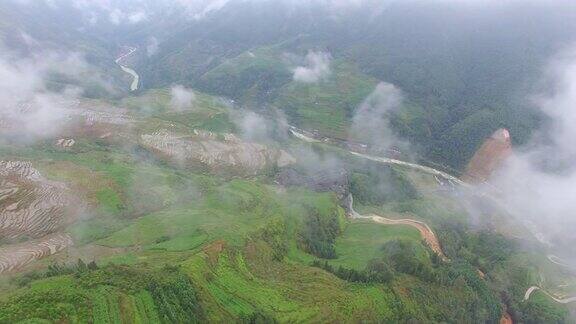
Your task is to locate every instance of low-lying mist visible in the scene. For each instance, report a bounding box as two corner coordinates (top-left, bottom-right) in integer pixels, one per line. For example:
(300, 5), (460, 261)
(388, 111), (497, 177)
(488, 47), (576, 263)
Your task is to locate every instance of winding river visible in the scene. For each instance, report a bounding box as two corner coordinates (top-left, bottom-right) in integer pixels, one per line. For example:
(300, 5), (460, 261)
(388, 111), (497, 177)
(115, 47), (140, 91)
(288, 126), (467, 186)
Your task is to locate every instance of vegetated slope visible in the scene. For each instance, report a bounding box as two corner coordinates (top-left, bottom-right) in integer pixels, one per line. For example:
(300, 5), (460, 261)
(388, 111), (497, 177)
(0, 180), (505, 323)
(196, 47), (378, 139)
(1, 0), (573, 168)
(131, 0), (576, 170)
(0, 86), (570, 322)
(3, 0), (571, 168)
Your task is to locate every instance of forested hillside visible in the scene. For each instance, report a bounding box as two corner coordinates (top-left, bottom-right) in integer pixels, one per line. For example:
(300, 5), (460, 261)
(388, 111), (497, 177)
(117, 0), (576, 170)
(1, 1), (575, 323)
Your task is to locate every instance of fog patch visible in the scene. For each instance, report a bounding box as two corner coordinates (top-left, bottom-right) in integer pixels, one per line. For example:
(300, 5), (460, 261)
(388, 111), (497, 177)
(350, 82), (409, 154)
(170, 85), (196, 111)
(146, 37), (159, 57)
(0, 43), (109, 141)
(231, 109), (289, 144)
(487, 47), (576, 260)
(174, 0), (231, 20)
(109, 8), (147, 25)
(293, 51), (332, 83)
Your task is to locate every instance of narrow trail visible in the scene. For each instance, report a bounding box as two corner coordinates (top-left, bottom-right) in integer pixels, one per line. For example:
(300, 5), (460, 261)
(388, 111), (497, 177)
(521, 253), (576, 305)
(348, 195), (448, 261)
(547, 255), (573, 269)
(115, 47), (139, 91)
(524, 286), (576, 304)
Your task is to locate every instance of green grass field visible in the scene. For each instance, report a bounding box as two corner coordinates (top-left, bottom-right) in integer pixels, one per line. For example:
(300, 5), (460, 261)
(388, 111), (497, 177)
(275, 60), (377, 139)
(331, 221), (422, 270)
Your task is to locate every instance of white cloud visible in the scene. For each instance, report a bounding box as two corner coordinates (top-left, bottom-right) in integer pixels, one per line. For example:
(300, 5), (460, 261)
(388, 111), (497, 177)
(489, 47), (576, 255)
(0, 53), (75, 139)
(350, 82), (407, 153)
(293, 51), (332, 83)
(0, 42), (116, 141)
(170, 85), (196, 110)
(109, 8), (124, 25)
(175, 0), (231, 20)
(128, 10), (148, 24)
(146, 37), (159, 57)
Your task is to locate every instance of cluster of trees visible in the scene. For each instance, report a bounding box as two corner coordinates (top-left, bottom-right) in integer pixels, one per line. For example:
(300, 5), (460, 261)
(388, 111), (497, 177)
(238, 311), (278, 324)
(311, 237), (505, 321)
(299, 207), (342, 259)
(147, 272), (205, 323)
(251, 218), (288, 261)
(349, 164), (418, 206)
(3, 264), (206, 323)
(311, 239), (445, 285)
(379, 240), (437, 283)
(437, 222), (515, 273)
(14, 259), (99, 287)
(435, 223), (571, 323)
(311, 260), (394, 284)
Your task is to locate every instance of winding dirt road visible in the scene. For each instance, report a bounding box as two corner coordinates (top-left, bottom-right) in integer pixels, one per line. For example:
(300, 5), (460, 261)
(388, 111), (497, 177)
(547, 255), (573, 269)
(524, 286), (576, 304)
(348, 195), (448, 261)
(290, 124), (576, 315)
(359, 214), (448, 261)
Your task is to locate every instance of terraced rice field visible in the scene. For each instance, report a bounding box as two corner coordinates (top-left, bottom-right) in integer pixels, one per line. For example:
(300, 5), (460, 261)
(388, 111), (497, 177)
(141, 129), (295, 173)
(0, 161), (75, 240)
(0, 233), (73, 273)
(0, 161), (77, 273)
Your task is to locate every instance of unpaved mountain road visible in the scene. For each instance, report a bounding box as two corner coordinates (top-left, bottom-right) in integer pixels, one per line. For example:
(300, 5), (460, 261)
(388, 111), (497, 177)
(348, 195), (448, 261)
(548, 255), (573, 269)
(288, 126), (557, 249)
(290, 127), (576, 308)
(524, 286), (576, 304)
(356, 214), (448, 261)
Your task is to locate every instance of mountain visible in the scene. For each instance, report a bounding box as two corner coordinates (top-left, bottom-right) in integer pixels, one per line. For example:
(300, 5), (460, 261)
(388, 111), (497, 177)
(0, 1), (575, 323)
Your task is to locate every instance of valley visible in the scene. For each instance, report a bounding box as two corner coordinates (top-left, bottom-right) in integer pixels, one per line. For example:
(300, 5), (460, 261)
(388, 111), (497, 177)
(0, 1), (575, 323)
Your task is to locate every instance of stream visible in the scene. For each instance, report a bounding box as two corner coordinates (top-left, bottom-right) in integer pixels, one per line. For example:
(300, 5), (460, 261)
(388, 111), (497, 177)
(115, 47), (140, 91)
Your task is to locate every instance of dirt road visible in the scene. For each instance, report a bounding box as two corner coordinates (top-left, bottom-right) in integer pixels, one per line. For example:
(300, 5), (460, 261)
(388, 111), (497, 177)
(548, 255), (573, 269)
(524, 286), (576, 304)
(348, 195), (448, 261)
